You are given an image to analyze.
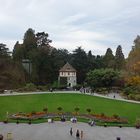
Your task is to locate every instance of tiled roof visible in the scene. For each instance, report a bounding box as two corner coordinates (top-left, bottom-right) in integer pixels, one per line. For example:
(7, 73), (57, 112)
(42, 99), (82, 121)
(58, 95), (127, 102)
(59, 62), (76, 72)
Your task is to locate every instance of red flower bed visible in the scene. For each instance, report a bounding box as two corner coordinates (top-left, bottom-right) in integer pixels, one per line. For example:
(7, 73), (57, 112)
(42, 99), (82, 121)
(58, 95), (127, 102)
(10, 112), (128, 124)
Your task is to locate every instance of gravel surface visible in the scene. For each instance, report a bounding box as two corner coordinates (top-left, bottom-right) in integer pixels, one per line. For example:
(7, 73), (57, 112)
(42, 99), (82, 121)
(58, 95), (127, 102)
(0, 122), (140, 140)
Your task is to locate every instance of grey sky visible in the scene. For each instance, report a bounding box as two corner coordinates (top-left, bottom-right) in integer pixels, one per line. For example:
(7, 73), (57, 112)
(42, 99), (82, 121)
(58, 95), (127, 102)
(0, 0), (140, 57)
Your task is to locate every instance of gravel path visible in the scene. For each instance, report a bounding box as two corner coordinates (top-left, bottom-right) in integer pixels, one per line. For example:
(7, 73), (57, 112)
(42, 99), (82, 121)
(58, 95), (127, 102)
(0, 122), (139, 140)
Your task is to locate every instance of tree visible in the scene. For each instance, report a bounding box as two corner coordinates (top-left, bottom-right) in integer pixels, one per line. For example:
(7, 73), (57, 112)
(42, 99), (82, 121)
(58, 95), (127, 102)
(12, 41), (25, 61)
(74, 107), (80, 115)
(115, 45), (125, 70)
(70, 47), (88, 84)
(23, 28), (36, 49)
(87, 69), (120, 89)
(124, 36), (140, 96)
(23, 28), (37, 59)
(87, 50), (96, 71)
(94, 55), (104, 69)
(127, 36), (140, 71)
(103, 48), (115, 69)
(51, 48), (70, 82)
(57, 107), (63, 114)
(133, 61), (140, 75)
(43, 106), (48, 114)
(86, 108), (91, 114)
(0, 43), (10, 58)
(36, 32), (52, 48)
(0, 59), (25, 89)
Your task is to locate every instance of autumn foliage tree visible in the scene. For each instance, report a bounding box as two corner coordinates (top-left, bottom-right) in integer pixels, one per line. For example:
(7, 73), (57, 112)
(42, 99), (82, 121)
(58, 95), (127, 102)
(124, 35), (140, 99)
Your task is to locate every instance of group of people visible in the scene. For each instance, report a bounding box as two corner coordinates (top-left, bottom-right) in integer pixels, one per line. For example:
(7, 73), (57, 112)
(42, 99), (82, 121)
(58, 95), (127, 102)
(70, 117), (77, 123)
(79, 87), (92, 94)
(70, 128), (83, 139)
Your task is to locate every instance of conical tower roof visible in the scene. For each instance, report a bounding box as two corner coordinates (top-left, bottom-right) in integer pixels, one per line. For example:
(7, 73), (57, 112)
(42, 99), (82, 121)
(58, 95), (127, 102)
(59, 62), (76, 72)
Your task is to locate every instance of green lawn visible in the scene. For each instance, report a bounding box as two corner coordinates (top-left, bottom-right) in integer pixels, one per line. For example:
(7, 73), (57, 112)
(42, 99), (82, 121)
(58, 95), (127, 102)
(0, 93), (140, 125)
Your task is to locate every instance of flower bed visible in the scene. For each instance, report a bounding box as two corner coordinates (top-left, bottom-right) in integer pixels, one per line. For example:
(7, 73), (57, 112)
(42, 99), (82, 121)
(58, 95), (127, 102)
(10, 112), (128, 124)
(10, 112), (47, 120)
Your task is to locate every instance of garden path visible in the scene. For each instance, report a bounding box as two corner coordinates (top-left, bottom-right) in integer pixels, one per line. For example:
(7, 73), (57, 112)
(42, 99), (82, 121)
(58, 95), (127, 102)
(0, 122), (139, 140)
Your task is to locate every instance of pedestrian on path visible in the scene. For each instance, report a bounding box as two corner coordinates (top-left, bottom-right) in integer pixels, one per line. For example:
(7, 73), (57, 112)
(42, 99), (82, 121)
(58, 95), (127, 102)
(76, 129), (80, 139)
(81, 130), (83, 139)
(70, 127), (73, 136)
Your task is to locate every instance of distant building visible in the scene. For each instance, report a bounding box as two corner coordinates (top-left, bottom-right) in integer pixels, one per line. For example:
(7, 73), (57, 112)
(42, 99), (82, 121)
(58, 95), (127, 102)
(58, 62), (77, 87)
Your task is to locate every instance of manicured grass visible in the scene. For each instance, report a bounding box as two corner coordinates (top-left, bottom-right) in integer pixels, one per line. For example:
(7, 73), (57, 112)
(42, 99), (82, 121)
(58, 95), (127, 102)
(0, 93), (140, 125)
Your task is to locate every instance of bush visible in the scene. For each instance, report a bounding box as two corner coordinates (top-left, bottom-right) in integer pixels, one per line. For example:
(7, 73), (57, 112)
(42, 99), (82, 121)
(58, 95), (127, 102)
(134, 94), (140, 101)
(95, 88), (109, 94)
(31, 111), (36, 115)
(123, 86), (134, 95)
(113, 114), (119, 119)
(135, 118), (140, 129)
(25, 83), (36, 90)
(128, 94), (135, 100)
(51, 81), (59, 89)
(100, 113), (105, 117)
(16, 83), (37, 92)
(37, 85), (48, 91)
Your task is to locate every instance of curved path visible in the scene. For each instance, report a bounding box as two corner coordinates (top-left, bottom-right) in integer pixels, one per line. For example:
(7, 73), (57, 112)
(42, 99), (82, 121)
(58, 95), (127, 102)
(0, 122), (139, 140)
(0, 90), (140, 104)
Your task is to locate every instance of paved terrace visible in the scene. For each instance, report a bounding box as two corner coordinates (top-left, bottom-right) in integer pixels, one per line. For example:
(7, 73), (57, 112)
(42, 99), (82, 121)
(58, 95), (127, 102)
(0, 122), (140, 140)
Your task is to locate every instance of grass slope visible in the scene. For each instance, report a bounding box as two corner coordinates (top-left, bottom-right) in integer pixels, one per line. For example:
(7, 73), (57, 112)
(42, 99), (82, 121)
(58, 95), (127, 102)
(0, 93), (140, 124)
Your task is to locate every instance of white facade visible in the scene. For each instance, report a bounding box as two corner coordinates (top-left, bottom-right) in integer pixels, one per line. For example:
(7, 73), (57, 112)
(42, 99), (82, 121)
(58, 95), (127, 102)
(58, 63), (77, 87)
(59, 72), (76, 77)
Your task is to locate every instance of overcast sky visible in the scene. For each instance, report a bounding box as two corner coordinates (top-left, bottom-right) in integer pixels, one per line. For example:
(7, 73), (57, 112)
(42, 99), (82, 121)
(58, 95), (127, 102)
(0, 0), (140, 57)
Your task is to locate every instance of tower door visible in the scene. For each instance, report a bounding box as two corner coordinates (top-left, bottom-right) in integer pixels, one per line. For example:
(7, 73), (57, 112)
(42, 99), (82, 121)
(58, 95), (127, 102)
(68, 83), (71, 87)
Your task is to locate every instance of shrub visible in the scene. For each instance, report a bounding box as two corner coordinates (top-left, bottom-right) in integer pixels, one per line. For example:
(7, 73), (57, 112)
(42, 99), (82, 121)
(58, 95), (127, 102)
(43, 107), (48, 113)
(31, 111), (36, 115)
(128, 94), (135, 100)
(135, 94), (140, 101)
(86, 108), (91, 114)
(74, 107), (80, 115)
(135, 118), (140, 129)
(100, 113), (105, 117)
(37, 85), (48, 91)
(113, 114), (119, 119)
(24, 83), (36, 91)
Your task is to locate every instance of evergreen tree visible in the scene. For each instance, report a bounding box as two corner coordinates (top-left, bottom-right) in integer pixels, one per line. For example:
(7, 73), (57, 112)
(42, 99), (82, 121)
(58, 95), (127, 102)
(36, 32), (52, 48)
(12, 41), (25, 61)
(23, 28), (37, 58)
(115, 45), (125, 70)
(103, 48), (115, 69)
(87, 50), (96, 71)
(70, 47), (88, 84)
(94, 55), (104, 69)
(0, 43), (10, 58)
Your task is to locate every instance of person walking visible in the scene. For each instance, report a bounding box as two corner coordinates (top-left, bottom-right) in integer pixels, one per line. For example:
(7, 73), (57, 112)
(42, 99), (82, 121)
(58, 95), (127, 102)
(81, 130), (83, 139)
(76, 129), (80, 139)
(70, 127), (73, 136)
